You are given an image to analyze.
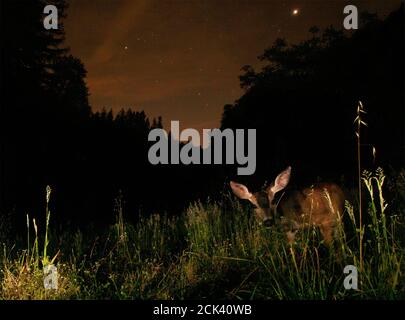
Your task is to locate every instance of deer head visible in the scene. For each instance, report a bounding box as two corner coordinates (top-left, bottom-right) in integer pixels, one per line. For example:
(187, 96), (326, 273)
(230, 166), (291, 227)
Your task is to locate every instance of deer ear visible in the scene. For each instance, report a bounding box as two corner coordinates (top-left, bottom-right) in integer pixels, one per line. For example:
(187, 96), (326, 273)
(230, 181), (253, 200)
(270, 166), (291, 194)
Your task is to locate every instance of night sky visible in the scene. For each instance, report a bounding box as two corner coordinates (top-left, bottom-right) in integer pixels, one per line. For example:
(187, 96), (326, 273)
(65, 0), (401, 132)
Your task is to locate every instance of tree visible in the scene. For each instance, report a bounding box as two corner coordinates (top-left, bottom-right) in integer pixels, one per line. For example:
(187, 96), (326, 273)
(0, 0), (92, 226)
(221, 5), (404, 184)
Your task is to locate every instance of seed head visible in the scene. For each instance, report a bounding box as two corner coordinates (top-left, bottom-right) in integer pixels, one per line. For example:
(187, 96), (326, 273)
(46, 185), (52, 204)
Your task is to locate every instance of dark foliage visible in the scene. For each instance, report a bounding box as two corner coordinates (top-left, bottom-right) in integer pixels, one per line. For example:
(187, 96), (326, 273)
(221, 6), (405, 189)
(0, 1), (404, 232)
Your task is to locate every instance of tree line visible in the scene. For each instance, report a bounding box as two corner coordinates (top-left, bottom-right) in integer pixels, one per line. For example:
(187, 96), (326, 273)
(1, 0), (404, 231)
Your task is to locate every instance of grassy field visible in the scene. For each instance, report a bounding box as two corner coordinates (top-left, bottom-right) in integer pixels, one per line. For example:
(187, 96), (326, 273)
(0, 168), (404, 300)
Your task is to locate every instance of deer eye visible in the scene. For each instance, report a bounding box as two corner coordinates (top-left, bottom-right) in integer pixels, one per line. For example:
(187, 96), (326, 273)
(257, 197), (270, 209)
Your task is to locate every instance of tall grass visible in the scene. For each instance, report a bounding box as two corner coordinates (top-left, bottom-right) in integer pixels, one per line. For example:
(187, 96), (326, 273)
(0, 186), (78, 299)
(0, 102), (404, 299)
(0, 169), (403, 299)
(355, 100), (367, 273)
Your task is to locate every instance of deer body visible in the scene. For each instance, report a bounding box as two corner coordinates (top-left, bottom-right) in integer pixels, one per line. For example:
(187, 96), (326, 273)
(230, 167), (345, 245)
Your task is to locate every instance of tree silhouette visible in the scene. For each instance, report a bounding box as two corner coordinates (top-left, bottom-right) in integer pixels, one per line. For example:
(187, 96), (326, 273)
(1, 1), (403, 232)
(221, 5), (404, 186)
(1, 0), (95, 228)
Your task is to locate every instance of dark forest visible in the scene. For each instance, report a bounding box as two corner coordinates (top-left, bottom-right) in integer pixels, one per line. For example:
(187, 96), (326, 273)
(0, 0), (404, 300)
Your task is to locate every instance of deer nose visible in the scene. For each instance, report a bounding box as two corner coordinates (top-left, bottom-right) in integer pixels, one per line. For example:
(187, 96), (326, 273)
(263, 219), (273, 228)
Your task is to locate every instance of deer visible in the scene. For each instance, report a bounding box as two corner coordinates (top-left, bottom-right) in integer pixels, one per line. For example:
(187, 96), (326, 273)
(230, 166), (345, 245)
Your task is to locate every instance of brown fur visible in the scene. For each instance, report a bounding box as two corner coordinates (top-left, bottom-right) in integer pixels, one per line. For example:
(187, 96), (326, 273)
(277, 183), (345, 245)
(230, 167), (345, 245)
